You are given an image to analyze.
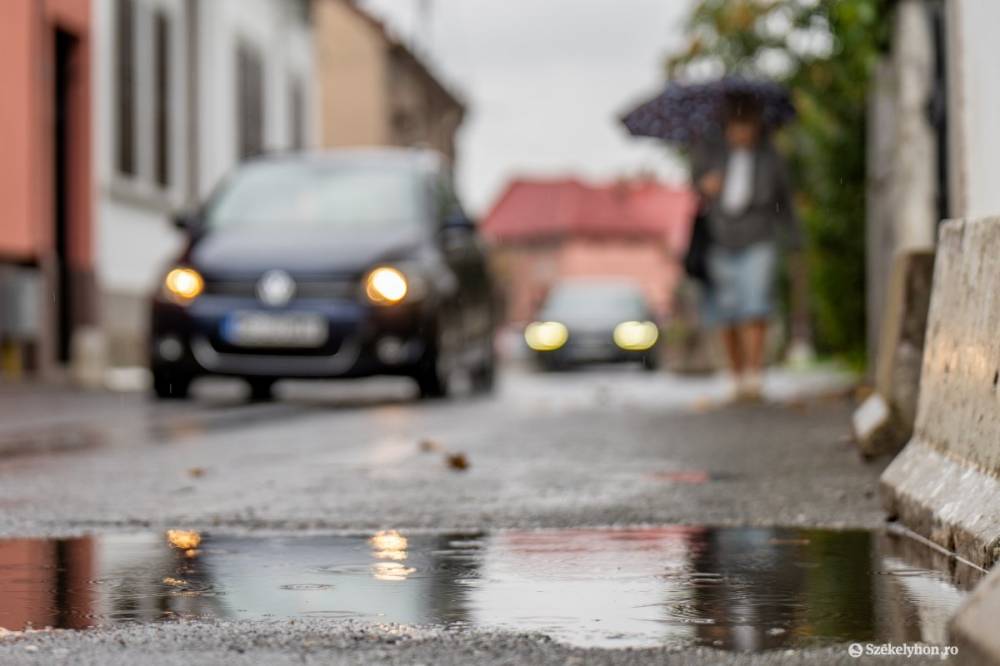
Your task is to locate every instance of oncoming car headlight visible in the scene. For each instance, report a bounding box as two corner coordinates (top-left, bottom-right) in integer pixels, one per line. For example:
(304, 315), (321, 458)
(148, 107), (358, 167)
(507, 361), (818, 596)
(163, 267), (204, 303)
(613, 321), (659, 351)
(365, 266), (409, 305)
(524, 321), (569, 351)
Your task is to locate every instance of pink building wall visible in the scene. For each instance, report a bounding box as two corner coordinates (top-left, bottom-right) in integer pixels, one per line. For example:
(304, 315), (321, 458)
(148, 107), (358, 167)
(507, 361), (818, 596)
(0, 0), (93, 372)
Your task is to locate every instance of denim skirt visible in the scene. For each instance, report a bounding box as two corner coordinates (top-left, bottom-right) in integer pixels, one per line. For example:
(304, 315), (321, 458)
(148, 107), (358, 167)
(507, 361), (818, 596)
(703, 241), (777, 326)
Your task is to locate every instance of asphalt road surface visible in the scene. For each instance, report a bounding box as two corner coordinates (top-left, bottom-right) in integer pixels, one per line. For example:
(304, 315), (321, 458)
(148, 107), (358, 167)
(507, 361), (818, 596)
(0, 366), (936, 665)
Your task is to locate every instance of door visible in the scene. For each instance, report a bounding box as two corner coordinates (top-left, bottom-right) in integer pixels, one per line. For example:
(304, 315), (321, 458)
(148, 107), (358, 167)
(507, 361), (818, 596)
(53, 29), (79, 364)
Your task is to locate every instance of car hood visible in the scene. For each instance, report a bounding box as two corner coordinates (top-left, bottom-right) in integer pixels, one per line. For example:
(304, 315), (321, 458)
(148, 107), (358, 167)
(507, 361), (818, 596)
(188, 226), (426, 278)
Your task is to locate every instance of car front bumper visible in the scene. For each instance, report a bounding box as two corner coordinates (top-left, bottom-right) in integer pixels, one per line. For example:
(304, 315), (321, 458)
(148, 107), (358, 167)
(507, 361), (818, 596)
(150, 295), (433, 380)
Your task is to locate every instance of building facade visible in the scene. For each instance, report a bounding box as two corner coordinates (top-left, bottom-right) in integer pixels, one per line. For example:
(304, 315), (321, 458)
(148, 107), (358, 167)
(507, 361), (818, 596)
(315, 0), (464, 163)
(0, 0), (95, 379)
(866, 0), (1000, 364)
(482, 179), (696, 325)
(94, 0), (317, 365)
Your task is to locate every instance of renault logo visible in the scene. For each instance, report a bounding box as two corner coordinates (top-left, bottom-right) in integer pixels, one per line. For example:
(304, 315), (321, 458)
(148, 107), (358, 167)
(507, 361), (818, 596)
(256, 270), (296, 307)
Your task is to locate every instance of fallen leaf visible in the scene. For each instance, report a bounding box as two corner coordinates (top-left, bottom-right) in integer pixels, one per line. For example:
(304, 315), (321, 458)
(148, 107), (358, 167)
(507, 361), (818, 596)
(162, 577), (187, 587)
(419, 439), (442, 453)
(446, 453), (469, 471)
(188, 467), (206, 478)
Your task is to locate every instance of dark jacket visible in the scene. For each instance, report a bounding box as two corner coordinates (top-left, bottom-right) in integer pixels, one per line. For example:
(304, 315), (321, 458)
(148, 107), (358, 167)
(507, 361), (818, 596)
(692, 140), (802, 252)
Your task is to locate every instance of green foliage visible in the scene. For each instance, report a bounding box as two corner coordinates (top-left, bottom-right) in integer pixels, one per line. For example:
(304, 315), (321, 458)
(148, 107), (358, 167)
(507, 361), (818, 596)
(668, 0), (890, 361)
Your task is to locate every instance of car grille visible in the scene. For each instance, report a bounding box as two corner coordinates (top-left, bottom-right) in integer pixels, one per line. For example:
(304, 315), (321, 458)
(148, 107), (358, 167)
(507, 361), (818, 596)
(204, 279), (358, 301)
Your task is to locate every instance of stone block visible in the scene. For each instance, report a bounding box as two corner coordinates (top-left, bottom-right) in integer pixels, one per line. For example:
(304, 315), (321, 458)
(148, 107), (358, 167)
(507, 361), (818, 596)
(854, 250), (934, 457)
(950, 566), (1000, 665)
(881, 218), (1000, 569)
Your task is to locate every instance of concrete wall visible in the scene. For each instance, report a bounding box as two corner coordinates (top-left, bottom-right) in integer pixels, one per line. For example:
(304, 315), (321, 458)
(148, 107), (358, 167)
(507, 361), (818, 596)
(947, 1), (1000, 220)
(196, 0), (316, 194)
(881, 217), (1000, 568)
(316, 0), (390, 148)
(865, 1), (937, 368)
(314, 0), (463, 162)
(0, 0), (94, 376)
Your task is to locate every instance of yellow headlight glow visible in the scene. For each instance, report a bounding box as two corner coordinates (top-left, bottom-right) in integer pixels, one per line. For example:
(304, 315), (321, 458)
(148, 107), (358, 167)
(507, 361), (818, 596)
(524, 321), (569, 351)
(613, 321), (659, 351)
(164, 267), (204, 302)
(366, 267), (409, 304)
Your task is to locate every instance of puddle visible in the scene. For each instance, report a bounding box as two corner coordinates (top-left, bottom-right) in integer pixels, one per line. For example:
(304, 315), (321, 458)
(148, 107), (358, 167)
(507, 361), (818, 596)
(0, 527), (978, 651)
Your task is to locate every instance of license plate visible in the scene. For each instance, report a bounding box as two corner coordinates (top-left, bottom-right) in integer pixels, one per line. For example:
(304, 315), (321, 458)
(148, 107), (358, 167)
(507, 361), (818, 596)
(223, 312), (328, 348)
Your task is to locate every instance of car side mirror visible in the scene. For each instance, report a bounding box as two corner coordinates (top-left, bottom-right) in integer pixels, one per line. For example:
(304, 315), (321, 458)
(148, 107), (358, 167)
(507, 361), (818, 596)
(173, 211), (200, 234)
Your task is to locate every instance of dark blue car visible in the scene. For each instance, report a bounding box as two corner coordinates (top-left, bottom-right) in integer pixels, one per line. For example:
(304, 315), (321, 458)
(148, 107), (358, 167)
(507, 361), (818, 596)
(149, 149), (495, 401)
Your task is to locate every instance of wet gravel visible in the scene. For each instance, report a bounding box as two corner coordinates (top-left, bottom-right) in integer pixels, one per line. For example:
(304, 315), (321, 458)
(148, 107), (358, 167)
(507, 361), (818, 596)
(0, 619), (936, 666)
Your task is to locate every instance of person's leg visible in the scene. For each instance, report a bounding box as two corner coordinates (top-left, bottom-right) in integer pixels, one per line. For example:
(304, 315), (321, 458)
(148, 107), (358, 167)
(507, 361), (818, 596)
(742, 319), (768, 372)
(721, 325), (745, 375)
(735, 243), (778, 398)
(707, 248), (745, 389)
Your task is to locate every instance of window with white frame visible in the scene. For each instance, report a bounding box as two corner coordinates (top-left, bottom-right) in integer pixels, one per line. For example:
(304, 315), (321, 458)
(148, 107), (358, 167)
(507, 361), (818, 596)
(113, 0), (177, 193)
(153, 8), (171, 188)
(115, 0), (136, 177)
(237, 43), (266, 161)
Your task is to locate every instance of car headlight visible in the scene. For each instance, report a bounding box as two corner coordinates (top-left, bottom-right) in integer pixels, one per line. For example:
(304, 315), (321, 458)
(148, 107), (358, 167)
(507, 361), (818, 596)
(365, 266), (409, 305)
(613, 321), (659, 351)
(163, 267), (204, 303)
(524, 321), (569, 351)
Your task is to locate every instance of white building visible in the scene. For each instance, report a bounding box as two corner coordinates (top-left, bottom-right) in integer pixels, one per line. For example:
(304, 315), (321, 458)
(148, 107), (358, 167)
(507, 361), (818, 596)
(865, 0), (1000, 363)
(93, 0), (317, 364)
(945, 0), (1000, 220)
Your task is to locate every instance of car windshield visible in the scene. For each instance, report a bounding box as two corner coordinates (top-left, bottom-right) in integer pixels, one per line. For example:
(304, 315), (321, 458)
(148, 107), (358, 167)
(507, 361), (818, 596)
(542, 282), (648, 321)
(205, 161), (426, 231)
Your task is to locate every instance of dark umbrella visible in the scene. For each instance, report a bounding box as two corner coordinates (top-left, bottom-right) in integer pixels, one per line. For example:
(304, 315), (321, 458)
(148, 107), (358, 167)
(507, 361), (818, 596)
(621, 77), (795, 145)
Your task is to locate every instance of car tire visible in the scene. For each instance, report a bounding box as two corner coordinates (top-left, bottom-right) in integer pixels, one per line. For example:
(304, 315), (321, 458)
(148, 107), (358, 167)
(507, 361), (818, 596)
(642, 354), (659, 372)
(415, 340), (450, 400)
(247, 379), (276, 402)
(152, 369), (192, 400)
(471, 353), (497, 394)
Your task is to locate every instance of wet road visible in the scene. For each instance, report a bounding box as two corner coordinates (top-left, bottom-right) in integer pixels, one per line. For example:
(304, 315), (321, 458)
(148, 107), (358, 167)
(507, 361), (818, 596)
(0, 366), (959, 663)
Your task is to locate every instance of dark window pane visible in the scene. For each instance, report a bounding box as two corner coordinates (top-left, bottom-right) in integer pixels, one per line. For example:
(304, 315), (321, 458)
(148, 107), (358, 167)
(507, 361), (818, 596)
(116, 0), (135, 176)
(153, 11), (170, 188)
(289, 78), (305, 151)
(237, 44), (265, 161)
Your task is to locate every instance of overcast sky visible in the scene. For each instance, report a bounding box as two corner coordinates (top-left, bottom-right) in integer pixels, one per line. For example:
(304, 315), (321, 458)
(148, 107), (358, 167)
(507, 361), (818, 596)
(358, 0), (694, 215)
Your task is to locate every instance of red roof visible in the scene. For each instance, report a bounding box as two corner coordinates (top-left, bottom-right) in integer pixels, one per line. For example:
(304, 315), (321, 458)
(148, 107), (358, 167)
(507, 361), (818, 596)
(482, 178), (697, 248)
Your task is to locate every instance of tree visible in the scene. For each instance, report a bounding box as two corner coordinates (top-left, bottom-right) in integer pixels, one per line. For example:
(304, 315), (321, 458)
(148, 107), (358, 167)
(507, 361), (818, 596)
(668, 0), (890, 362)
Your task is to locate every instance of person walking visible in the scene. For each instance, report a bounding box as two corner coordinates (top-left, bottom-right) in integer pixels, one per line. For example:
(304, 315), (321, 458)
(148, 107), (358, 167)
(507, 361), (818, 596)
(693, 95), (802, 400)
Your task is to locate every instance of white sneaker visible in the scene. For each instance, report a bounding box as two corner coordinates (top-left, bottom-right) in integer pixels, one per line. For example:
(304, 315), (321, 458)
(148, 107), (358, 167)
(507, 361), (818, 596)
(741, 371), (764, 401)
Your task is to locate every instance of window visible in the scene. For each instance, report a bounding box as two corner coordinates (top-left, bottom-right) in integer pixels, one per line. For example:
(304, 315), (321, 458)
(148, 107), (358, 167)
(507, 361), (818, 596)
(153, 10), (171, 187)
(289, 77), (305, 151)
(115, 0), (136, 176)
(237, 44), (265, 161)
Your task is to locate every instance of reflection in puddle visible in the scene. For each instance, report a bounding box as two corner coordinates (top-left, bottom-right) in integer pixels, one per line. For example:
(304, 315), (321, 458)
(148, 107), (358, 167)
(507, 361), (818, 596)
(0, 527), (979, 650)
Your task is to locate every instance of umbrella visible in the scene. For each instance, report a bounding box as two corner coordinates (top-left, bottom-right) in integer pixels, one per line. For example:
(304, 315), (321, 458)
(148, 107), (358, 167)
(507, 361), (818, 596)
(621, 77), (795, 145)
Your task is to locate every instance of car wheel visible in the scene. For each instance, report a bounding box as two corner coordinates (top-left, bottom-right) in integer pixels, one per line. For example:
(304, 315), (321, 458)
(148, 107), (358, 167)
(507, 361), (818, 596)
(152, 369), (192, 400)
(415, 340), (450, 400)
(471, 353), (497, 394)
(247, 379), (276, 402)
(642, 354), (659, 372)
